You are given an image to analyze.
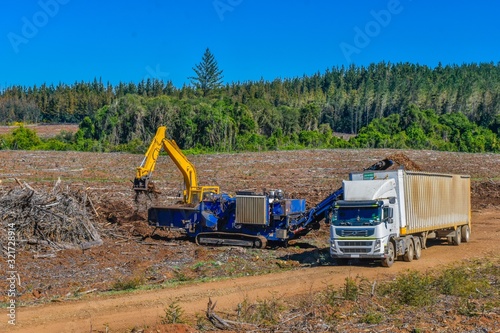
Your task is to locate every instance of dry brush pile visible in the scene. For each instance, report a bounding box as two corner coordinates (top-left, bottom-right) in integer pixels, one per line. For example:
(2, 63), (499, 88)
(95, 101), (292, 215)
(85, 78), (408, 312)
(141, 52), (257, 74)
(0, 179), (103, 252)
(386, 152), (423, 171)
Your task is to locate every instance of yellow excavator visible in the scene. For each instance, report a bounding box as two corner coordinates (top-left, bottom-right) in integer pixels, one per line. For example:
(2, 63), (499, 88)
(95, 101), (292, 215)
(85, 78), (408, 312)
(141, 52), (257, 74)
(133, 126), (220, 204)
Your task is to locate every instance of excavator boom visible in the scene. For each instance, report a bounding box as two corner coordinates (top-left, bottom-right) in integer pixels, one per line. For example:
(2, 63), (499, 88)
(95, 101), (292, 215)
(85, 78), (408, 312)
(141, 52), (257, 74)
(133, 126), (219, 204)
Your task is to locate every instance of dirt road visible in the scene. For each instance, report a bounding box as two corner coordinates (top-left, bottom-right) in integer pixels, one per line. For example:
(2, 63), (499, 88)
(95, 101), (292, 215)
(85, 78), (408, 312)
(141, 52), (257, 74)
(5, 208), (499, 333)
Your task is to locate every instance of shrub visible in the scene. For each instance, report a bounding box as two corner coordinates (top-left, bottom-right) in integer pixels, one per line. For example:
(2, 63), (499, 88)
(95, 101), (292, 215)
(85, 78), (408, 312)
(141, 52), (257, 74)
(436, 260), (496, 298)
(238, 294), (283, 326)
(379, 270), (434, 307)
(343, 277), (359, 301)
(111, 275), (144, 291)
(360, 311), (384, 324)
(161, 299), (185, 324)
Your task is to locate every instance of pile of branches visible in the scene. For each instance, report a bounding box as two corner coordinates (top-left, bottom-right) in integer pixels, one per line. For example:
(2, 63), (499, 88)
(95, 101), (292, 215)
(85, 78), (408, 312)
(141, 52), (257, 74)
(471, 179), (500, 208)
(0, 179), (102, 251)
(387, 153), (423, 171)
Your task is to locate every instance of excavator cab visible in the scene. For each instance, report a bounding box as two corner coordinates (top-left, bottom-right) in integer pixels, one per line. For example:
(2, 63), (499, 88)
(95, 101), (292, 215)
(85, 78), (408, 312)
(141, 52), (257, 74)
(190, 186), (221, 204)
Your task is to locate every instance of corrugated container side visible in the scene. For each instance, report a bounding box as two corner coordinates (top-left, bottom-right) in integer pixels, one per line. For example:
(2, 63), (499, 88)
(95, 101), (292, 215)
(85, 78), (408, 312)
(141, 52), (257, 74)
(403, 171), (470, 233)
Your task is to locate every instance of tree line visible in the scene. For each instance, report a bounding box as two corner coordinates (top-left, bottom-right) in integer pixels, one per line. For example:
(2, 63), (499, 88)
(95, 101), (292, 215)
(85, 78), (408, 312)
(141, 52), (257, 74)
(1, 61), (499, 153)
(1, 99), (498, 153)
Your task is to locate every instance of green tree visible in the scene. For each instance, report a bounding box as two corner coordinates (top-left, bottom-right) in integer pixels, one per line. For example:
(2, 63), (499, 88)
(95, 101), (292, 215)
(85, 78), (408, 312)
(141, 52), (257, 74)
(78, 116), (96, 139)
(7, 126), (42, 150)
(189, 48), (224, 96)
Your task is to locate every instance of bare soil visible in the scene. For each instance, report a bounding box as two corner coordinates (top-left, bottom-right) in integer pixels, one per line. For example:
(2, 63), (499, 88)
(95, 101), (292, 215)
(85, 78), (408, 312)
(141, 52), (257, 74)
(0, 148), (499, 333)
(0, 124), (79, 138)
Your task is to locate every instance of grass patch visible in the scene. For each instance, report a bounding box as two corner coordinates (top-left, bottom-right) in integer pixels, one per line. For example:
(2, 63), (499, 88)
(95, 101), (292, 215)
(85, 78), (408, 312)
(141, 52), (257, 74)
(111, 275), (144, 291)
(237, 294), (284, 326)
(436, 258), (499, 298)
(360, 311), (384, 324)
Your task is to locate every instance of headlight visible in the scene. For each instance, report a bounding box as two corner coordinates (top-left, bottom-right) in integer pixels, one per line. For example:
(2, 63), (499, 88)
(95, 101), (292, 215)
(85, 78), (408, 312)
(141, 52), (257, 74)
(373, 239), (381, 252)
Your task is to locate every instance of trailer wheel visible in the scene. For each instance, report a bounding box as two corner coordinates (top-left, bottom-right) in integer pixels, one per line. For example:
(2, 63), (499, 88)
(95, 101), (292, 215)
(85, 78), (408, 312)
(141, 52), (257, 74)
(452, 227), (462, 246)
(382, 241), (395, 267)
(461, 225), (470, 243)
(413, 237), (422, 260)
(403, 239), (414, 262)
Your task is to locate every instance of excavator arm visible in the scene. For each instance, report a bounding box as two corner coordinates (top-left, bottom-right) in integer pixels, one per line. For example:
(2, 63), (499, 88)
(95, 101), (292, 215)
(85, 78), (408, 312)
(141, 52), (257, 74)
(133, 126), (219, 204)
(135, 126), (167, 181)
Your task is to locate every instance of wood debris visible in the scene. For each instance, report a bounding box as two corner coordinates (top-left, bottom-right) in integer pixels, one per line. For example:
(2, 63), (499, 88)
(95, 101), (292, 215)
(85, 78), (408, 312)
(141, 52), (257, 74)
(0, 179), (102, 251)
(206, 298), (256, 331)
(387, 153), (423, 171)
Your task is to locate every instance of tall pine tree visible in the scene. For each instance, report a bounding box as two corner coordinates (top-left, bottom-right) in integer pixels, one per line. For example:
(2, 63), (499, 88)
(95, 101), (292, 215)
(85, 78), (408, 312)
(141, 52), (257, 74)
(189, 48), (224, 96)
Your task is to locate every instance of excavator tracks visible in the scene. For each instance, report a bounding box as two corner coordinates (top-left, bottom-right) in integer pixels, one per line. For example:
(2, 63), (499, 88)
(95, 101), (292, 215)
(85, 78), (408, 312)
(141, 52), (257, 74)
(195, 232), (268, 248)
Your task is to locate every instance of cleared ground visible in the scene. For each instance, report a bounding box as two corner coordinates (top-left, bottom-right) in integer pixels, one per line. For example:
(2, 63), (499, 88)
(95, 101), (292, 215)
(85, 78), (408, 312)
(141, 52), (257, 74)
(0, 147), (499, 332)
(0, 124), (79, 138)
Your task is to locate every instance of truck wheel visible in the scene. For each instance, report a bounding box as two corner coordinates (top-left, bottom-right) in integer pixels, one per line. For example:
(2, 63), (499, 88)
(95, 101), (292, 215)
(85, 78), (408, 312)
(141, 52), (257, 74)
(403, 239), (414, 262)
(461, 225), (470, 243)
(452, 227), (462, 246)
(382, 241), (395, 267)
(413, 237), (422, 260)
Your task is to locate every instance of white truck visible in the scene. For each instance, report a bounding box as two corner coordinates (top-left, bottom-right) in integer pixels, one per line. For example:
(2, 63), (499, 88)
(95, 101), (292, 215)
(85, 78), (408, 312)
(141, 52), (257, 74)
(329, 169), (471, 267)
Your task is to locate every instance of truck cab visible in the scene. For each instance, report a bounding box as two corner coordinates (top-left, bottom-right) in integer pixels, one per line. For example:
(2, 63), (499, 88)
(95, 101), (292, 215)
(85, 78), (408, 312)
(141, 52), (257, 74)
(329, 176), (399, 264)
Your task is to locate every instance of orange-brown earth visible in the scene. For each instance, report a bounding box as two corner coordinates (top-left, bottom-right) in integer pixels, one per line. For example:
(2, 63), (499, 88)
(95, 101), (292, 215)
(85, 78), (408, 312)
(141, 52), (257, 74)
(0, 148), (499, 333)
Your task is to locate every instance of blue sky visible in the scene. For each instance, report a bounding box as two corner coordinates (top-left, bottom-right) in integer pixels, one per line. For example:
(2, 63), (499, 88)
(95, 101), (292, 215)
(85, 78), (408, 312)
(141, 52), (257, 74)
(1, 0), (499, 89)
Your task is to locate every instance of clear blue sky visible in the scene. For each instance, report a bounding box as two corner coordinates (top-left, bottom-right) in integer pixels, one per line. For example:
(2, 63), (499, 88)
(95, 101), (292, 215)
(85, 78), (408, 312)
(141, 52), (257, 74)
(1, 0), (499, 89)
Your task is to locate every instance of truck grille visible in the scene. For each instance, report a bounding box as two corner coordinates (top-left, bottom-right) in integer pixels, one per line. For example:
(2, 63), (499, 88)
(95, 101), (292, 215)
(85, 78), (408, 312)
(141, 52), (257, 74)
(338, 241), (372, 247)
(340, 248), (371, 254)
(338, 240), (373, 254)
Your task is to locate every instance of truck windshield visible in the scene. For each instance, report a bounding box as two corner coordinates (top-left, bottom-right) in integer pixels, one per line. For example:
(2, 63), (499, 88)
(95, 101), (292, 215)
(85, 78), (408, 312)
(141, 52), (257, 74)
(332, 206), (381, 226)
